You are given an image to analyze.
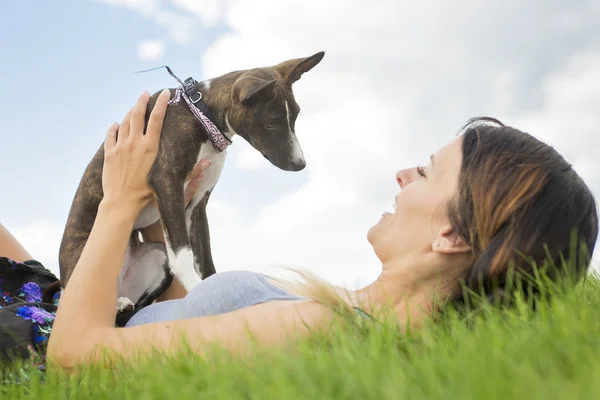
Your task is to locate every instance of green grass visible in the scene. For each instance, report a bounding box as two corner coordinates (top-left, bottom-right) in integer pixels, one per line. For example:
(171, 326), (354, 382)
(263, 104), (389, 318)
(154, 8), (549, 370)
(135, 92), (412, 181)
(3, 273), (600, 399)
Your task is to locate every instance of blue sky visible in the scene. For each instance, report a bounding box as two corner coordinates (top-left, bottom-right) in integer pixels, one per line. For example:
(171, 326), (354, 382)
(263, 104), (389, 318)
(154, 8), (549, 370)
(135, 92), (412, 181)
(2, 0), (600, 285)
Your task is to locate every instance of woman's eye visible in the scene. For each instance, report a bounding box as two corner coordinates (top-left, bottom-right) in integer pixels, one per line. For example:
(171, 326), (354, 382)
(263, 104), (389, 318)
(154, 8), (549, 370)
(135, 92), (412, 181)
(417, 166), (426, 177)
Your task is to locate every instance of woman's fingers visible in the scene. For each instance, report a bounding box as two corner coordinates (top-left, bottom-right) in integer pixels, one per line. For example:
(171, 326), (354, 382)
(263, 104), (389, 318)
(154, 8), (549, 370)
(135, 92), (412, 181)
(104, 122), (119, 153)
(118, 108), (134, 143)
(113, 89), (169, 148)
(186, 159), (212, 182)
(145, 88), (171, 147)
(184, 159), (212, 206)
(130, 91), (151, 139)
(100, 89), (171, 210)
(199, 159), (212, 172)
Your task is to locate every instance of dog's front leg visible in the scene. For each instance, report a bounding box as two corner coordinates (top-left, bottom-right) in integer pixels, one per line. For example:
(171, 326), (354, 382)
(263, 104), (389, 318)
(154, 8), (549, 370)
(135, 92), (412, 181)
(150, 173), (202, 293)
(189, 191), (216, 280)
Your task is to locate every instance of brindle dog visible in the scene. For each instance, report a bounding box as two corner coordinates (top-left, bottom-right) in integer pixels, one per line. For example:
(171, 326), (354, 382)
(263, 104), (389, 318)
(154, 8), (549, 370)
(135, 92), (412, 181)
(58, 51), (325, 312)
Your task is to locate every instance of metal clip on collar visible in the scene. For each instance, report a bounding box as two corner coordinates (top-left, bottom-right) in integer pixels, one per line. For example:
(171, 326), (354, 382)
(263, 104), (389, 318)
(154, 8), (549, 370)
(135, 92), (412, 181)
(183, 77), (202, 104)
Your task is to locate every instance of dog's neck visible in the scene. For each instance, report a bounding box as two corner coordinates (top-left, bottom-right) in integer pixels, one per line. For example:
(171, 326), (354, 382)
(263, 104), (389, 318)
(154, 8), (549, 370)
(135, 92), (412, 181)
(194, 71), (245, 138)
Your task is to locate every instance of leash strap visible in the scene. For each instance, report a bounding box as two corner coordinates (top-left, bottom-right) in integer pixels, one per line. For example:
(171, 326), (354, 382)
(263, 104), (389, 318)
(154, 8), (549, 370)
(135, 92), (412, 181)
(163, 66), (232, 152)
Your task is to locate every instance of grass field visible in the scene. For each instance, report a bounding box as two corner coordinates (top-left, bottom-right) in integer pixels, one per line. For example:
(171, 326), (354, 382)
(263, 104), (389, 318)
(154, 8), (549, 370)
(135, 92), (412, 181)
(2, 272), (600, 399)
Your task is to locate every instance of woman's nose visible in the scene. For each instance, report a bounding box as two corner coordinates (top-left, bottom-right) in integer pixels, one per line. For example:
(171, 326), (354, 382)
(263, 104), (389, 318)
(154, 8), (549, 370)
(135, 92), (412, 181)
(396, 168), (411, 188)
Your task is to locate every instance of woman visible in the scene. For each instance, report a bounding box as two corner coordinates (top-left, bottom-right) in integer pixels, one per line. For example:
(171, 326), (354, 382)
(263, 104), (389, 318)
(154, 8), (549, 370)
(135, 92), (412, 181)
(2, 88), (598, 373)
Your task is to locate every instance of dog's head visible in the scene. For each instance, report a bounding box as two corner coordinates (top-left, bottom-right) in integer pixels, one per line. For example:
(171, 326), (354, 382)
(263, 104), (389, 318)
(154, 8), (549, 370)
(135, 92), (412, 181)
(226, 51), (325, 172)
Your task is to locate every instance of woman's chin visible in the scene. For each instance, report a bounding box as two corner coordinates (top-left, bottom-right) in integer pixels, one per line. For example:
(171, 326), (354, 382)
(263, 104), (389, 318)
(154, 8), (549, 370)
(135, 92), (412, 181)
(367, 212), (393, 243)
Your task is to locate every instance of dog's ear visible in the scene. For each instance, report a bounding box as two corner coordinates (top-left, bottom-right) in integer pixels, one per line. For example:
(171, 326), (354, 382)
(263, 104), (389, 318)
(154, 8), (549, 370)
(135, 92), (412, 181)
(276, 51), (325, 84)
(233, 77), (277, 105)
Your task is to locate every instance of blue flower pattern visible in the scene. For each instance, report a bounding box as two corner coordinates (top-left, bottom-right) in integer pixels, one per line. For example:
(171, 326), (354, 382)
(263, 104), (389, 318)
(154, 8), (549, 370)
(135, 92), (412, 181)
(19, 282), (42, 303)
(16, 305), (55, 344)
(0, 278), (48, 308)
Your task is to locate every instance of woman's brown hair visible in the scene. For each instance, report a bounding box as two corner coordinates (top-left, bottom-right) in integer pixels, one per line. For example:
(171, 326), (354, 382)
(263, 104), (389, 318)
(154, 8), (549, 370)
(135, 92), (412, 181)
(449, 117), (598, 306)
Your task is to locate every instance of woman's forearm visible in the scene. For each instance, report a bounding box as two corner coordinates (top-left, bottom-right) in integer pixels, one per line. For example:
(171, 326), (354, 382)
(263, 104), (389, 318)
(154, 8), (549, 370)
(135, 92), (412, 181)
(48, 199), (139, 357)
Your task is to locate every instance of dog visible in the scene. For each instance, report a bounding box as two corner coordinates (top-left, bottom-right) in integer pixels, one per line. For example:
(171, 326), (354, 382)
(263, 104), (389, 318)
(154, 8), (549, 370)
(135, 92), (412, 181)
(58, 51), (325, 312)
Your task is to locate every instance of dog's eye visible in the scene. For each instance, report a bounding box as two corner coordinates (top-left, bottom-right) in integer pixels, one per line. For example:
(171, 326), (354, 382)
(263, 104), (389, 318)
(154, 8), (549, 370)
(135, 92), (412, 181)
(266, 120), (278, 129)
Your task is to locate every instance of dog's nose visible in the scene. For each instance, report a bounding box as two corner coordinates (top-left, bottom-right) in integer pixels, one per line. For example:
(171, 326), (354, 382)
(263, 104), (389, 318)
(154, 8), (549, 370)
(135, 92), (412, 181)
(290, 158), (306, 171)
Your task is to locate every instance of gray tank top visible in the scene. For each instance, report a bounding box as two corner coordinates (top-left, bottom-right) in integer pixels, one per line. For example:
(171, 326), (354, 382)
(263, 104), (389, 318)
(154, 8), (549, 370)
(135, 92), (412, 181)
(125, 270), (305, 327)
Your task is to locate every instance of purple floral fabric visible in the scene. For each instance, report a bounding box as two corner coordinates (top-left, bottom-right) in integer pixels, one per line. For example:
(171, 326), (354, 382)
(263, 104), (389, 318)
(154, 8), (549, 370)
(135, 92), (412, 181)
(0, 257), (61, 372)
(20, 282), (42, 303)
(16, 305), (55, 346)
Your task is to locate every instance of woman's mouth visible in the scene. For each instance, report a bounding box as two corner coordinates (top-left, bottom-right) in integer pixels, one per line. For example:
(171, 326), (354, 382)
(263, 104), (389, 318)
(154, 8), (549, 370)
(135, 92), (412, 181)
(382, 201), (397, 217)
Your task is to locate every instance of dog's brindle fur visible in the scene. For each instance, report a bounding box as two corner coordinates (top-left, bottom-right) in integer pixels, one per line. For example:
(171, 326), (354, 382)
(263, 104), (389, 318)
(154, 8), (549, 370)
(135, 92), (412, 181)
(58, 51), (325, 311)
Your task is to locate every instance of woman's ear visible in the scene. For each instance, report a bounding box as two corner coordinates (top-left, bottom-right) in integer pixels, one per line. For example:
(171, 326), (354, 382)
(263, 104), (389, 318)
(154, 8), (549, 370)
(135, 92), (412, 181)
(432, 225), (471, 254)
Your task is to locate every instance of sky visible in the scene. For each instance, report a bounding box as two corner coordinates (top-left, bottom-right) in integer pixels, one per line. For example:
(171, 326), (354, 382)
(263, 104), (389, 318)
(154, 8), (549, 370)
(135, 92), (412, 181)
(1, 0), (600, 288)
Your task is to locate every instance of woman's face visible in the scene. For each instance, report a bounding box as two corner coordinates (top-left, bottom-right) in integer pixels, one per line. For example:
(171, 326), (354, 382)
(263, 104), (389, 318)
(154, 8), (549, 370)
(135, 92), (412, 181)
(367, 137), (468, 267)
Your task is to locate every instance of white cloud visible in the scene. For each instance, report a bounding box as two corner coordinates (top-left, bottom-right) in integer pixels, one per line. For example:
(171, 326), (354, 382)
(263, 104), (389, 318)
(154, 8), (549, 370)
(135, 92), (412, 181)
(96, 0), (206, 45)
(99, 0), (158, 14)
(170, 0), (229, 27)
(137, 40), (165, 60)
(235, 143), (266, 170)
(153, 10), (198, 45)
(196, 0), (600, 287)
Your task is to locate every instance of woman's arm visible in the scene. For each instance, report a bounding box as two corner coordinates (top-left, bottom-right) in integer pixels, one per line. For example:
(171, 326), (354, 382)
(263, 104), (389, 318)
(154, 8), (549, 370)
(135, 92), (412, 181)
(46, 90), (336, 371)
(48, 90), (167, 367)
(68, 288), (334, 368)
(50, 203), (334, 370)
(0, 223), (32, 262)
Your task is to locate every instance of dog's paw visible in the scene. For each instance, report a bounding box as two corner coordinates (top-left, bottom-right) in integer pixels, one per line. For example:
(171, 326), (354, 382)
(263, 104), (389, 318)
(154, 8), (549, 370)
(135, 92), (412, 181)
(117, 297), (135, 313)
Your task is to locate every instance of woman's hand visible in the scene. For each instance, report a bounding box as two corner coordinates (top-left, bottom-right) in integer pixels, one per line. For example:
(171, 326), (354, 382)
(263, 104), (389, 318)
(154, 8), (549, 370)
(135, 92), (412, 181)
(139, 158), (212, 243)
(184, 159), (212, 206)
(101, 89), (170, 215)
